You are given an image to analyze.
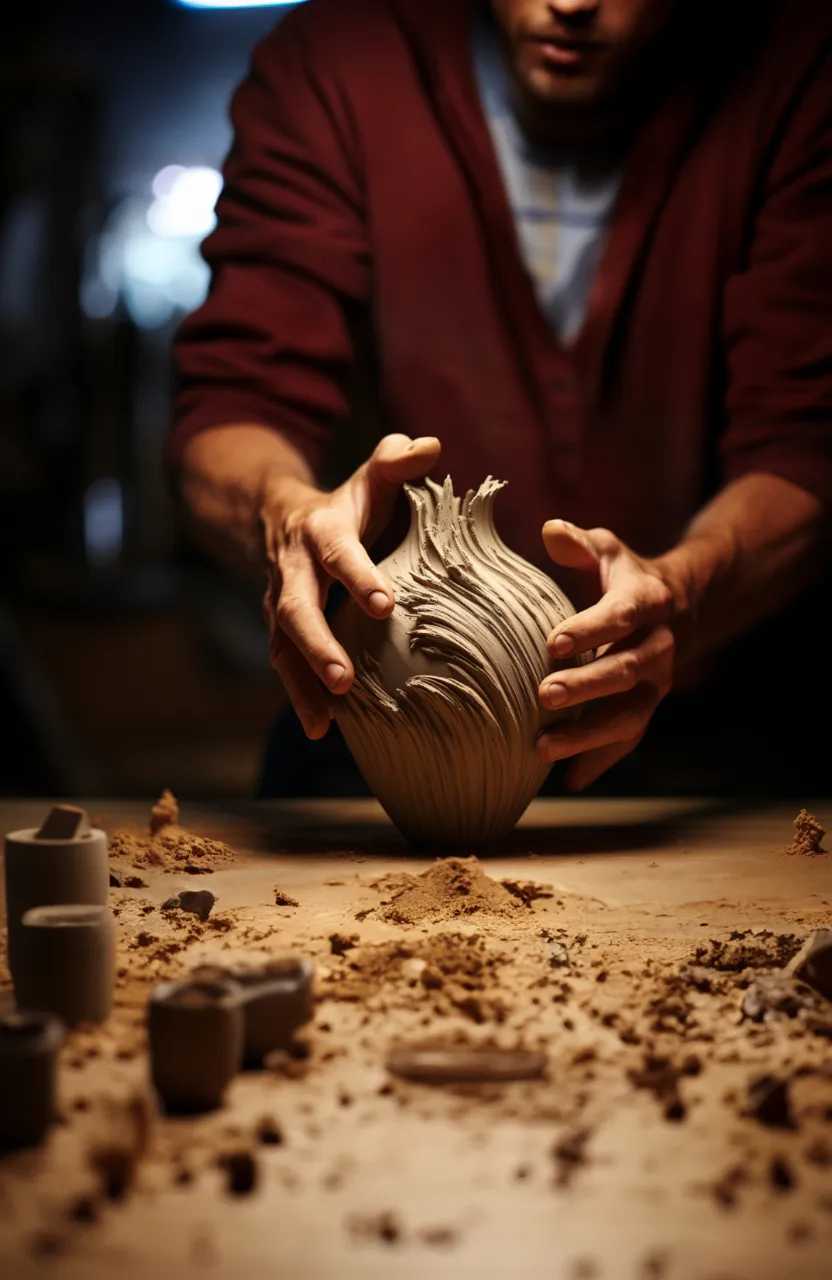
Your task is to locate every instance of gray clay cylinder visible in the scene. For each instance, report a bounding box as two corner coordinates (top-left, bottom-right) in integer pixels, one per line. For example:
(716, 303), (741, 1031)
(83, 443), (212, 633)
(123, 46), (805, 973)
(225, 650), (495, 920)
(0, 1011), (64, 1151)
(149, 979), (244, 1113)
(192, 958), (314, 1066)
(4, 822), (108, 989)
(14, 904), (116, 1027)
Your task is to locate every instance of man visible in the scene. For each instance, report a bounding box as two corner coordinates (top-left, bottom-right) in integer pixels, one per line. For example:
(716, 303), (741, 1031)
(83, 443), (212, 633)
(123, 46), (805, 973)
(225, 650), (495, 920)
(172, 0), (831, 797)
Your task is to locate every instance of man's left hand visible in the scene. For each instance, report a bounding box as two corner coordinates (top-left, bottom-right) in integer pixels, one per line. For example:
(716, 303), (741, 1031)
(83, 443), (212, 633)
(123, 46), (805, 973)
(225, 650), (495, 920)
(537, 520), (677, 792)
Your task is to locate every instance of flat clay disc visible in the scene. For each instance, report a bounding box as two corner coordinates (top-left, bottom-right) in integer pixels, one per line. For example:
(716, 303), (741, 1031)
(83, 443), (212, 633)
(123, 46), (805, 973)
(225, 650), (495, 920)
(386, 1046), (547, 1085)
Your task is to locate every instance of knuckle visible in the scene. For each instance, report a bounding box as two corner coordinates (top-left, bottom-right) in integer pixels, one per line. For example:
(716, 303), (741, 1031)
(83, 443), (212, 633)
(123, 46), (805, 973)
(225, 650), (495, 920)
(615, 651), (640, 687)
(652, 579), (673, 613)
(275, 595), (298, 631)
(301, 507), (333, 543)
(317, 534), (351, 573)
(616, 601), (639, 633)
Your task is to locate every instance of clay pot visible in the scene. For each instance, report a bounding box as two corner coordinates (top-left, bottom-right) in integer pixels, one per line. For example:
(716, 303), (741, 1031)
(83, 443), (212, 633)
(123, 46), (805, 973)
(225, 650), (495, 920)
(191, 958), (314, 1066)
(149, 979), (244, 1113)
(15, 904), (116, 1027)
(333, 477), (587, 846)
(4, 818), (108, 990)
(0, 1011), (64, 1150)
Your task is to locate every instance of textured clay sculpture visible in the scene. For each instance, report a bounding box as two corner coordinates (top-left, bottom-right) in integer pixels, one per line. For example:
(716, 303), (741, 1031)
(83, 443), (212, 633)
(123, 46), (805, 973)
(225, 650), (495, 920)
(333, 477), (586, 845)
(0, 1011), (64, 1151)
(149, 979), (244, 1113)
(15, 904), (116, 1027)
(4, 806), (109, 989)
(191, 958), (314, 1066)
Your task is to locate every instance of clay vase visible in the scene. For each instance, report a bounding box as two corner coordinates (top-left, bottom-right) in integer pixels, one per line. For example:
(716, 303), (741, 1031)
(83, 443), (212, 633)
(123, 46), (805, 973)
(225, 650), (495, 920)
(0, 1011), (64, 1151)
(191, 958), (314, 1066)
(15, 904), (116, 1027)
(4, 817), (108, 991)
(148, 979), (244, 1113)
(333, 477), (587, 846)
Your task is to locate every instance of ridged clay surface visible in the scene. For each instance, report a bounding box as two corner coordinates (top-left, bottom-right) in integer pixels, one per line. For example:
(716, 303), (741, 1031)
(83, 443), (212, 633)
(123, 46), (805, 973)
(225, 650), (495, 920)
(333, 477), (587, 846)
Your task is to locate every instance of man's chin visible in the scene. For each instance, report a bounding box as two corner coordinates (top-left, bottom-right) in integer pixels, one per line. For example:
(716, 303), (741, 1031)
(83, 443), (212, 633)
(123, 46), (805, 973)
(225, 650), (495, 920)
(523, 66), (607, 111)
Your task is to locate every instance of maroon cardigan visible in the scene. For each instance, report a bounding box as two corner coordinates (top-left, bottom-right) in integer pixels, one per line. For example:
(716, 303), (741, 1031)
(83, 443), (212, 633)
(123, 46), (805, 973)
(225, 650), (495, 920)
(172, 0), (832, 573)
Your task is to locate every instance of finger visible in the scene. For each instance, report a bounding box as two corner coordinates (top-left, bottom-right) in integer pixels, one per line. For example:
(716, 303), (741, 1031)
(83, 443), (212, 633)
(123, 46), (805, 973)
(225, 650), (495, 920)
(540, 625), (674, 711)
(276, 545), (355, 694)
(349, 434), (442, 543)
(541, 519), (603, 572)
(537, 684), (659, 763)
(565, 733), (646, 793)
(302, 507), (395, 618)
(269, 633), (333, 741)
(547, 574), (672, 659)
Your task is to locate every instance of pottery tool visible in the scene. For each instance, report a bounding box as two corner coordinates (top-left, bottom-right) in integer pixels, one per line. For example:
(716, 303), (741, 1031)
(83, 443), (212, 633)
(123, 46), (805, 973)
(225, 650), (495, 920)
(0, 1012), (64, 1151)
(386, 1046), (547, 1085)
(3, 806), (109, 995)
(16, 904), (116, 1026)
(191, 957), (314, 1066)
(149, 979), (245, 1114)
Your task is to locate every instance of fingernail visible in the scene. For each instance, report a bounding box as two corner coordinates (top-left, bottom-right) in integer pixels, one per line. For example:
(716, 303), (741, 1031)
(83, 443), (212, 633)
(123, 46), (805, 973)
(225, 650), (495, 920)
(552, 633), (574, 658)
(368, 590), (390, 616)
(543, 682), (568, 708)
(324, 662), (346, 690)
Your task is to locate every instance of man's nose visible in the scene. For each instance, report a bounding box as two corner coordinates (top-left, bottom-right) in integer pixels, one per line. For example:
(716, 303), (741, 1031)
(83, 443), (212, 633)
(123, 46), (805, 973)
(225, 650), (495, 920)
(548, 0), (600, 16)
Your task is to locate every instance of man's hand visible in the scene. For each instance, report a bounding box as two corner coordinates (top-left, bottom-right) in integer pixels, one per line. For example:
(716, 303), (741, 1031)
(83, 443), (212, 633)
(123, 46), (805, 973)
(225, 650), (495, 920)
(263, 433), (441, 740)
(536, 521), (676, 792)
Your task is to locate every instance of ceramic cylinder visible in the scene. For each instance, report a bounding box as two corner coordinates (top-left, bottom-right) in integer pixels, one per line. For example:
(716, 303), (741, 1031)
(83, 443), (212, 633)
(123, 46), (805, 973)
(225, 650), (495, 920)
(191, 958), (314, 1066)
(4, 825), (108, 988)
(15, 904), (116, 1027)
(149, 979), (244, 1113)
(0, 1011), (64, 1151)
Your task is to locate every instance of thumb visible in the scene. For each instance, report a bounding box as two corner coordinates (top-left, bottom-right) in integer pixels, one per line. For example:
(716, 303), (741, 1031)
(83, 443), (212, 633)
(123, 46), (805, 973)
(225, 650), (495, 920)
(349, 433), (442, 538)
(542, 519), (602, 571)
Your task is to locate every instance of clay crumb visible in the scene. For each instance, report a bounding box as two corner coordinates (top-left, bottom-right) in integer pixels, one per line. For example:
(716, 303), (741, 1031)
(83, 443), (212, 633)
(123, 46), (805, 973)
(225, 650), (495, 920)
(274, 889), (299, 908)
(124, 875), (148, 889)
(256, 1117), (284, 1146)
(783, 810), (826, 857)
(329, 932), (359, 956)
(745, 1074), (795, 1129)
(219, 1150), (258, 1197)
(499, 878), (554, 907)
(150, 788), (179, 835)
(552, 1128), (591, 1188)
(348, 1210), (403, 1246)
(419, 1225), (459, 1248)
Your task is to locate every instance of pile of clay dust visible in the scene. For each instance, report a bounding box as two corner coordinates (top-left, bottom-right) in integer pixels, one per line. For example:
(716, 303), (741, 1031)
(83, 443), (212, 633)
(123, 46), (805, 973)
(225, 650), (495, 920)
(108, 790), (236, 874)
(369, 856), (552, 925)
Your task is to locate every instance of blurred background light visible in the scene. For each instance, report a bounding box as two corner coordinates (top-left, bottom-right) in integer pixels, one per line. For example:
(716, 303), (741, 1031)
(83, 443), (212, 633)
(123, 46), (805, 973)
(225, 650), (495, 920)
(173, 1), (302, 8)
(83, 478), (124, 568)
(81, 166), (221, 330)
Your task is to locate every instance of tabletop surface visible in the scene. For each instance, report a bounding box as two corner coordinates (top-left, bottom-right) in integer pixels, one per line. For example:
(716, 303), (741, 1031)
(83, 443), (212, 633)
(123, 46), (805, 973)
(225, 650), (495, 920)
(1, 796), (831, 1280)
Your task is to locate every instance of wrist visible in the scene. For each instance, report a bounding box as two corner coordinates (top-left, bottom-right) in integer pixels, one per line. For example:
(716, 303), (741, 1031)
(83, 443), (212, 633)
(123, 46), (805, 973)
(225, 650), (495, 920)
(649, 531), (735, 668)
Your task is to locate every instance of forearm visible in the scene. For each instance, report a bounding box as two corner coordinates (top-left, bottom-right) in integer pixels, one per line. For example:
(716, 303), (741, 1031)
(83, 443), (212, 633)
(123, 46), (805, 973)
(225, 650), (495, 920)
(179, 424), (320, 576)
(653, 473), (828, 671)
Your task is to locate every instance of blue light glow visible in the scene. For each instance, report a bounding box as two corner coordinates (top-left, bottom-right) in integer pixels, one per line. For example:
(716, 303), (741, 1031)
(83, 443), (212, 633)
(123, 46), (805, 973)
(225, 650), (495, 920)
(174, 0), (301, 9)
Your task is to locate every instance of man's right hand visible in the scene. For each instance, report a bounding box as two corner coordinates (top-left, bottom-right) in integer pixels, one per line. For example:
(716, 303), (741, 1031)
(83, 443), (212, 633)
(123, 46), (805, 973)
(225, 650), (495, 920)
(262, 433), (441, 739)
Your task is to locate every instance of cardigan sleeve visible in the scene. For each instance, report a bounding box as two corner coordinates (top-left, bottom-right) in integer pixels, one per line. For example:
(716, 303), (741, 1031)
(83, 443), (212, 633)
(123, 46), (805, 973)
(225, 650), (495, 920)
(720, 39), (832, 509)
(169, 11), (370, 476)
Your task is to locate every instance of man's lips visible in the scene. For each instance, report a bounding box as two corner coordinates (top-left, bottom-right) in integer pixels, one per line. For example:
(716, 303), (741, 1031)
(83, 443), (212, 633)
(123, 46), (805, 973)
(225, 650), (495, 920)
(528, 35), (607, 69)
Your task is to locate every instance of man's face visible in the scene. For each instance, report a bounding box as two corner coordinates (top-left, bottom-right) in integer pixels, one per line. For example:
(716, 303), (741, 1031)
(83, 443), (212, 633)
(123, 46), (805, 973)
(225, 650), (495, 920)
(491, 0), (676, 111)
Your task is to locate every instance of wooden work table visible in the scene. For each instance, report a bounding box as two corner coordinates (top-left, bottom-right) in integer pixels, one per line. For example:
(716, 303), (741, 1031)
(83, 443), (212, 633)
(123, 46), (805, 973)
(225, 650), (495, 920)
(1, 796), (831, 1280)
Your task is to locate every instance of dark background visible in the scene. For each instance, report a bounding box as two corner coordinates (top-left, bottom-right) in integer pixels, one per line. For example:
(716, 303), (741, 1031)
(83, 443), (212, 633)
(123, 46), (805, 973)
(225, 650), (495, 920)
(0, 0), (295, 799)
(0, 0), (826, 803)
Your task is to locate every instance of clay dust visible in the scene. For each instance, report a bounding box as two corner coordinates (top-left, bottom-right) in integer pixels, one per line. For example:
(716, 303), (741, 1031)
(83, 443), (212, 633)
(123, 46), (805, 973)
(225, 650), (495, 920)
(109, 791), (237, 874)
(368, 856), (553, 925)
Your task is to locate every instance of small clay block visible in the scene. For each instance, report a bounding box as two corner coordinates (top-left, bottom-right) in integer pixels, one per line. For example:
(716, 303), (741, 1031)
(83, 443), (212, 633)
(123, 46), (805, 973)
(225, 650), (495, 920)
(36, 805), (90, 841)
(0, 1012), (64, 1151)
(176, 890), (215, 922)
(787, 929), (832, 1001)
(4, 816), (109, 989)
(191, 958), (314, 1066)
(149, 979), (244, 1113)
(386, 1046), (547, 1085)
(15, 905), (116, 1028)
